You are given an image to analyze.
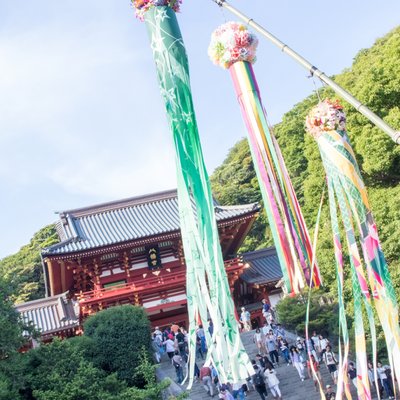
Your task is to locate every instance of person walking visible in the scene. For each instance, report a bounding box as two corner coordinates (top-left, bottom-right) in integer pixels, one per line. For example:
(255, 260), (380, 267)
(252, 365), (268, 400)
(266, 332), (279, 366)
(261, 299), (271, 322)
(200, 364), (215, 398)
(290, 345), (305, 381)
(261, 321), (270, 337)
(253, 328), (266, 354)
(323, 345), (338, 384)
(324, 384), (336, 400)
(307, 354), (323, 391)
(295, 337), (307, 364)
(197, 325), (207, 354)
(256, 353), (274, 370)
(277, 336), (290, 365)
(164, 334), (176, 360)
(377, 362), (394, 399)
(311, 331), (320, 353)
(275, 324), (286, 339)
(240, 307), (251, 332)
(264, 365), (282, 399)
(368, 361), (382, 396)
(171, 350), (184, 384)
(232, 381), (246, 400)
(219, 384), (235, 400)
(175, 328), (186, 358)
(152, 335), (162, 363)
(348, 362), (357, 388)
(318, 335), (329, 361)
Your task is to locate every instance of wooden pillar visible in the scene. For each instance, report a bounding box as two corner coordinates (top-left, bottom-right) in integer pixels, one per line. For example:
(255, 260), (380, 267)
(46, 258), (62, 296)
(59, 260), (66, 293)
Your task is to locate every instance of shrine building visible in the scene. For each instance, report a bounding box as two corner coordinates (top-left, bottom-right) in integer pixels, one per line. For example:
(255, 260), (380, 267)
(16, 189), (283, 341)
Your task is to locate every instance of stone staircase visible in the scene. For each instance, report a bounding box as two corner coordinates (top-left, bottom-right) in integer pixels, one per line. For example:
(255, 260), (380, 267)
(157, 330), (362, 400)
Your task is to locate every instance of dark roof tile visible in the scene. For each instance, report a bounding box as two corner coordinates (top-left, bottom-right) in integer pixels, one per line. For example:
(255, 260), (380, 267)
(43, 189), (259, 256)
(241, 247), (282, 284)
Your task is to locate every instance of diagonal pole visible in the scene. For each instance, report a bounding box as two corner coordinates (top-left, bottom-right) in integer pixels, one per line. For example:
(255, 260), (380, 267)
(211, 0), (400, 144)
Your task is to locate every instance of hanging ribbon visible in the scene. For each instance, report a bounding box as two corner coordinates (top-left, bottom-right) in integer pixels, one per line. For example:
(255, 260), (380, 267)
(208, 22), (322, 294)
(306, 99), (400, 397)
(132, 1), (254, 387)
(305, 183), (326, 399)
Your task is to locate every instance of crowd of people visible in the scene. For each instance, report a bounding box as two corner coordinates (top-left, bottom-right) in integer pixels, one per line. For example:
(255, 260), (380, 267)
(151, 302), (396, 400)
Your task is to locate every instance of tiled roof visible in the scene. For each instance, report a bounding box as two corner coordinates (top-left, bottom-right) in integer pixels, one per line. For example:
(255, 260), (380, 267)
(43, 189), (259, 256)
(240, 247), (282, 285)
(15, 292), (79, 337)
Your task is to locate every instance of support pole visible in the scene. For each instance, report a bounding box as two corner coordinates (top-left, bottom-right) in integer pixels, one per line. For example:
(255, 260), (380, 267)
(212, 0), (400, 144)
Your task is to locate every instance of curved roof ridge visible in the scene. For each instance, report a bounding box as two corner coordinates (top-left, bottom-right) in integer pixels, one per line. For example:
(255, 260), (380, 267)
(59, 189), (178, 218)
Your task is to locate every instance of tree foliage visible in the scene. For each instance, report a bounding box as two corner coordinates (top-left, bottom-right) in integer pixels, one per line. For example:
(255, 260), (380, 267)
(0, 225), (59, 303)
(83, 305), (152, 386)
(275, 289), (339, 338)
(0, 310), (168, 400)
(0, 276), (31, 360)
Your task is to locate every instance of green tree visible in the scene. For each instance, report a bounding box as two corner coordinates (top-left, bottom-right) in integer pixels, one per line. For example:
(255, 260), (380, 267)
(0, 276), (33, 360)
(24, 338), (133, 400)
(0, 225), (59, 303)
(275, 289), (340, 338)
(83, 305), (152, 386)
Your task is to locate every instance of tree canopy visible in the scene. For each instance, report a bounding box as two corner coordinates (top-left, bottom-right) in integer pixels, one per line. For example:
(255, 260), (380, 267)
(0, 225), (59, 303)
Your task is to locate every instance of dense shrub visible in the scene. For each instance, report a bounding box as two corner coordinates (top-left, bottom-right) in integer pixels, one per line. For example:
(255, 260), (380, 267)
(276, 289), (339, 339)
(83, 305), (152, 386)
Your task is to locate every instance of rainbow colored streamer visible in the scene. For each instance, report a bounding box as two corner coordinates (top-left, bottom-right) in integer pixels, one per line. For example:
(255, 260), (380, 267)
(306, 99), (400, 397)
(209, 22), (322, 294)
(133, 3), (254, 388)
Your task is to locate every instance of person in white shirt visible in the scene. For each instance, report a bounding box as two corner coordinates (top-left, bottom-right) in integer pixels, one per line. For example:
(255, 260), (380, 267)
(164, 334), (176, 359)
(311, 331), (320, 352)
(319, 335), (329, 351)
(264, 366), (281, 399)
(240, 307), (251, 332)
(323, 345), (338, 384)
(377, 362), (394, 399)
(253, 328), (266, 354)
(261, 321), (270, 337)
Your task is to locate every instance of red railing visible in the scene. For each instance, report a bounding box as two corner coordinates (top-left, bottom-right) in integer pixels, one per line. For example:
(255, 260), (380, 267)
(77, 257), (244, 306)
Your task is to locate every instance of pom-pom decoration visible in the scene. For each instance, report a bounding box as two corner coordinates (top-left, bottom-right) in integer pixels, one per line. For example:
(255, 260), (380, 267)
(306, 99), (400, 399)
(305, 99), (346, 138)
(132, 0), (182, 20)
(208, 21), (258, 69)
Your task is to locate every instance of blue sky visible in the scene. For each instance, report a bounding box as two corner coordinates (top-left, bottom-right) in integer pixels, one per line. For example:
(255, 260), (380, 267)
(1, 0), (399, 258)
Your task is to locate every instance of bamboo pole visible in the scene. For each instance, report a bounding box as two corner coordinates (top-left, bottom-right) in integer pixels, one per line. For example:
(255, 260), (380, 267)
(211, 0), (400, 144)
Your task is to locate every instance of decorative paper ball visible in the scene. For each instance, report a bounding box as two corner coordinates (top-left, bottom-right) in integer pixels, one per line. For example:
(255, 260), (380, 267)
(132, 0), (182, 20)
(305, 99), (347, 138)
(208, 21), (258, 69)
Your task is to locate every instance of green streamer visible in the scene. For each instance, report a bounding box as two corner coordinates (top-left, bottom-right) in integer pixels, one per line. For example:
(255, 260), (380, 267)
(141, 6), (254, 387)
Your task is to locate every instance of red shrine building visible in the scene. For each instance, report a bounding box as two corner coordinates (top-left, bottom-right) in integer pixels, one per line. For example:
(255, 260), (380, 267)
(16, 189), (283, 341)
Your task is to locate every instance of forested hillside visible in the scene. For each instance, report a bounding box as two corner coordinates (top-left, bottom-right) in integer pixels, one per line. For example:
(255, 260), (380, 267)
(211, 27), (400, 297)
(0, 225), (59, 303)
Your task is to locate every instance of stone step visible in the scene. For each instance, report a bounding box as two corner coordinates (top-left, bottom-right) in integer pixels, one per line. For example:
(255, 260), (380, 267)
(157, 330), (374, 400)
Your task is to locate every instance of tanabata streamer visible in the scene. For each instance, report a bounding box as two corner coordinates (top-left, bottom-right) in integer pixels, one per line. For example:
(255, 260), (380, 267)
(131, 1), (254, 387)
(306, 99), (400, 399)
(208, 22), (322, 294)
